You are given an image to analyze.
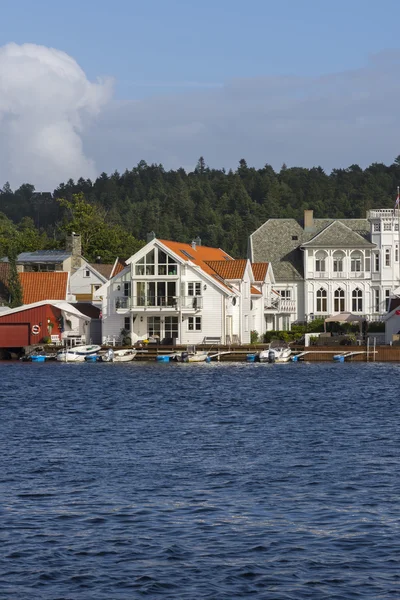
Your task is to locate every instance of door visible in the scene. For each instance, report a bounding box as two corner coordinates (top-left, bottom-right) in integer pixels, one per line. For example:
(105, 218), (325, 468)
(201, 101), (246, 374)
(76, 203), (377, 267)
(147, 316), (179, 344)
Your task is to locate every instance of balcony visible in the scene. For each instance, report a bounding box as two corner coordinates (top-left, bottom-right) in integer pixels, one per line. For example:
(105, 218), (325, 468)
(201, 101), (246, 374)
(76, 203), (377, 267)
(115, 295), (204, 312)
(264, 296), (296, 314)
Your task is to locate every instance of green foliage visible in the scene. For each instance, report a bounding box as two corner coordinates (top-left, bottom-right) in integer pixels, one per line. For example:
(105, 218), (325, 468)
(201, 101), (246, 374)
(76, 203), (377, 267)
(250, 330), (259, 344)
(8, 256), (23, 308)
(367, 321), (385, 332)
(305, 318), (325, 333)
(1, 156), (400, 259)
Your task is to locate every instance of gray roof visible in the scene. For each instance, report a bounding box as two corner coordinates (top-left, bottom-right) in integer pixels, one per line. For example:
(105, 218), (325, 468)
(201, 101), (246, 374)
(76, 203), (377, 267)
(301, 221), (375, 249)
(250, 217), (372, 281)
(17, 250), (71, 263)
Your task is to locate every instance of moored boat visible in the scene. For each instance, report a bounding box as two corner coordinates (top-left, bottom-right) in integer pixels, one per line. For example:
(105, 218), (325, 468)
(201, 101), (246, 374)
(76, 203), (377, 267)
(267, 341), (292, 363)
(56, 344), (101, 362)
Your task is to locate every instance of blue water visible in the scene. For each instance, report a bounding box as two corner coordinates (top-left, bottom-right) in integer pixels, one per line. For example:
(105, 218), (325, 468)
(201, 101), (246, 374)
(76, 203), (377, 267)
(1, 361), (399, 599)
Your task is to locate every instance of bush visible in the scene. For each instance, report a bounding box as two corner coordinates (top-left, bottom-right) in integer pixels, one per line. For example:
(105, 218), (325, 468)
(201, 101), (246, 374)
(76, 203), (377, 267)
(250, 330), (259, 344)
(367, 321), (385, 332)
(41, 336), (51, 344)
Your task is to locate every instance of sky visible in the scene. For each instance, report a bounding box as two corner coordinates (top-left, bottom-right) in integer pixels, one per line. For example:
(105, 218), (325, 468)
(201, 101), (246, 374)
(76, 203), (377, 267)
(1, 0), (400, 189)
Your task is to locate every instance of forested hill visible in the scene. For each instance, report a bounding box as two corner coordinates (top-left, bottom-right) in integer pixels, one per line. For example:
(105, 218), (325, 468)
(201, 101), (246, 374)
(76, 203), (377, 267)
(1, 157), (400, 260)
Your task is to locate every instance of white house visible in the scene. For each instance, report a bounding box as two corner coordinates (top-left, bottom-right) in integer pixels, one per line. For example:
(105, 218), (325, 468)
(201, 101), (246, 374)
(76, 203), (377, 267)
(70, 259), (125, 303)
(95, 237), (283, 345)
(250, 208), (400, 325)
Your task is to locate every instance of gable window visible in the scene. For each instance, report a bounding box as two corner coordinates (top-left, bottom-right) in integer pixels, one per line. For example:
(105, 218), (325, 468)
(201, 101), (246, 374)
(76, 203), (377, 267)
(316, 288), (327, 312)
(135, 249), (155, 276)
(350, 252), (362, 272)
(188, 282), (202, 296)
(83, 269), (90, 278)
(188, 316), (202, 331)
(158, 250), (177, 276)
(352, 288), (363, 312)
(315, 252), (326, 273)
(334, 288), (345, 312)
(385, 248), (391, 267)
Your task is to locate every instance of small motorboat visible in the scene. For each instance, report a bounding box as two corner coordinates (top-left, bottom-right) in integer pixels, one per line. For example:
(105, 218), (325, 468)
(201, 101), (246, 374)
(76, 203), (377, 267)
(267, 341), (292, 363)
(56, 344), (101, 362)
(98, 348), (137, 363)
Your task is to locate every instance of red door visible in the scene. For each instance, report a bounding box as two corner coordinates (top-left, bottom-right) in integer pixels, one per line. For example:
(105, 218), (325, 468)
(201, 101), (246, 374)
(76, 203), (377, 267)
(0, 324), (30, 347)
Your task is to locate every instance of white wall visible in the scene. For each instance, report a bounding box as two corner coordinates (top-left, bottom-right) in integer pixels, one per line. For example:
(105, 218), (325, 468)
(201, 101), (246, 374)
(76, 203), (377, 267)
(70, 264), (105, 299)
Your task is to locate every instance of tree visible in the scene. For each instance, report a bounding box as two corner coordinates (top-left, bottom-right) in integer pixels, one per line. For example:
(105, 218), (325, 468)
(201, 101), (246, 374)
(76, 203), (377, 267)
(8, 255), (23, 308)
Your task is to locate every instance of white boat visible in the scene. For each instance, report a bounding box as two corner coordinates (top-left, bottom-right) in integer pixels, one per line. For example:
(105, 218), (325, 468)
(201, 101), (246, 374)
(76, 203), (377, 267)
(56, 344), (101, 362)
(170, 348), (210, 363)
(267, 341), (292, 363)
(112, 348), (137, 362)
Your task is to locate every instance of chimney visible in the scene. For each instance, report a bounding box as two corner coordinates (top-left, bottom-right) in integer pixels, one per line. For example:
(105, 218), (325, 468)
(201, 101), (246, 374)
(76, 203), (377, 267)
(304, 209), (314, 231)
(146, 231), (156, 243)
(191, 239), (197, 250)
(194, 236), (201, 247)
(66, 232), (82, 271)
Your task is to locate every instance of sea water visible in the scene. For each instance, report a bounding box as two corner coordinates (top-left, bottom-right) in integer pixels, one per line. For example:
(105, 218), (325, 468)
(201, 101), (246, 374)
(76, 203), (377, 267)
(0, 361), (399, 599)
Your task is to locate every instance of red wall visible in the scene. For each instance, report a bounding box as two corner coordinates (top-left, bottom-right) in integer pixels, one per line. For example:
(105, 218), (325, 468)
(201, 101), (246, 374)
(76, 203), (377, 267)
(0, 305), (62, 347)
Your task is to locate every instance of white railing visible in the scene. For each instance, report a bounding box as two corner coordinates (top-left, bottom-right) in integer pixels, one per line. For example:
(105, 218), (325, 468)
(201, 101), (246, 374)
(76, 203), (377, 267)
(264, 297), (296, 313)
(115, 296), (204, 311)
(368, 209), (400, 218)
(332, 271), (345, 278)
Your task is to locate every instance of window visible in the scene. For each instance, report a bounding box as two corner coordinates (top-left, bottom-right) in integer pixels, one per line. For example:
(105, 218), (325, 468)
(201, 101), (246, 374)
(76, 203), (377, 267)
(124, 317), (131, 332)
(148, 316), (161, 337)
(279, 290), (291, 299)
(373, 223), (381, 232)
(374, 253), (380, 272)
(384, 222), (391, 231)
(83, 269), (90, 278)
(385, 290), (390, 311)
(334, 288), (345, 312)
(292, 235), (298, 241)
(395, 223), (399, 232)
(374, 289), (380, 313)
(396, 245), (399, 263)
(316, 288), (327, 312)
(315, 252), (326, 272)
(158, 250), (177, 275)
(188, 282), (202, 296)
(350, 252), (362, 272)
(188, 316), (202, 331)
(124, 282), (131, 297)
(135, 250), (155, 276)
(282, 316), (290, 331)
(333, 252), (344, 272)
(352, 288), (363, 312)
(165, 316), (179, 339)
(385, 248), (391, 267)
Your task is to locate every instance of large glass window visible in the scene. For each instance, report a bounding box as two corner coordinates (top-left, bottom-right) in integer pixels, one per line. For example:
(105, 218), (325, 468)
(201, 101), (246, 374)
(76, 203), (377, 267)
(158, 250), (177, 275)
(352, 288), (363, 312)
(334, 288), (345, 312)
(148, 316), (161, 337)
(316, 288), (327, 312)
(165, 317), (179, 339)
(135, 248), (177, 276)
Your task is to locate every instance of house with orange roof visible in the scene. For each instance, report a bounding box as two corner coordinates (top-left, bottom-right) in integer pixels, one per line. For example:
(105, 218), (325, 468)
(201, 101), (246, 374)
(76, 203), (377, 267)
(19, 271), (72, 304)
(94, 234), (278, 345)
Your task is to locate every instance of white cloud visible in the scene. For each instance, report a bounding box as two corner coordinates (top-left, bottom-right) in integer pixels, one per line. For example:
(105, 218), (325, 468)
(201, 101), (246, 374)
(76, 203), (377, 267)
(1, 44), (400, 190)
(0, 43), (112, 190)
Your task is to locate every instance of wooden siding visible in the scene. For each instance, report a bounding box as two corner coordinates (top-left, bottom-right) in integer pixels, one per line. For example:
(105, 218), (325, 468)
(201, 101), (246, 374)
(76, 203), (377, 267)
(0, 305), (62, 346)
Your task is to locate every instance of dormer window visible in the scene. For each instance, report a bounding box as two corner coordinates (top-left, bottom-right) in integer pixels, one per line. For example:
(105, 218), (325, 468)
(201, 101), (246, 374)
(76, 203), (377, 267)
(292, 235), (298, 241)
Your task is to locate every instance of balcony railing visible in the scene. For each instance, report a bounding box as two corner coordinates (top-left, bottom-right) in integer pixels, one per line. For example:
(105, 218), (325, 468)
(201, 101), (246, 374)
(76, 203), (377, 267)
(115, 296), (204, 311)
(264, 297), (296, 314)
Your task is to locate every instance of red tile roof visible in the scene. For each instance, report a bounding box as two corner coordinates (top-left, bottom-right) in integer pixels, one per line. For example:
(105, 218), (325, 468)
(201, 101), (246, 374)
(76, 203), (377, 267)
(205, 259), (247, 280)
(251, 285), (262, 295)
(159, 240), (233, 281)
(252, 262), (269, 282)
(19, 272), (69, 304)
(111, 259), (126, 277)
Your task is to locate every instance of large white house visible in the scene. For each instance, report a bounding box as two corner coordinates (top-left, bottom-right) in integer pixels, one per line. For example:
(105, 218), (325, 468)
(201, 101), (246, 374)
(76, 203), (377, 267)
(95, 236), (284, 344)
(249, 208), (400, 325)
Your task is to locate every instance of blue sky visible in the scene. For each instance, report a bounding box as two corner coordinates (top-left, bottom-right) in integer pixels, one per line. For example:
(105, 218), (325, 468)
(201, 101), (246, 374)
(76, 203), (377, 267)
(2, 0), (399, 97)
(1, 0), (400, 187)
